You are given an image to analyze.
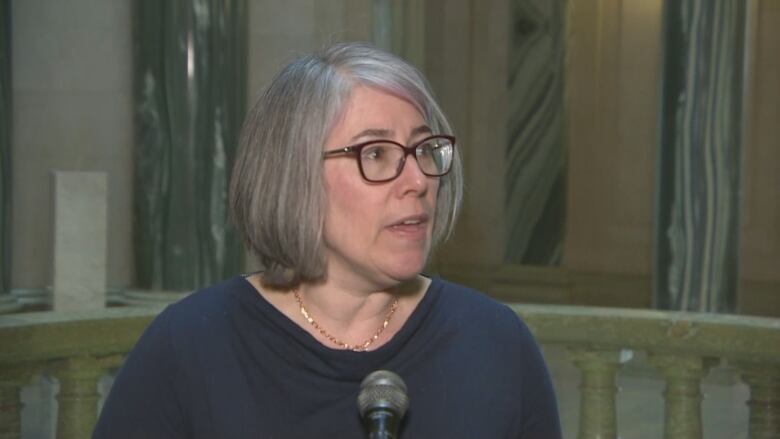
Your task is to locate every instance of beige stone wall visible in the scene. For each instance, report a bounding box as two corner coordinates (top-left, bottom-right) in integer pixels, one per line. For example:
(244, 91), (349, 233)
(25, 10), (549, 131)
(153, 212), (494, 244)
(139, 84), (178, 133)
(425, 0), (509, 270)
(738, 0), (780, 315)
(11, 0), (134, 289)
(246, 0), (372, 100)
(562, 0), (663, 305)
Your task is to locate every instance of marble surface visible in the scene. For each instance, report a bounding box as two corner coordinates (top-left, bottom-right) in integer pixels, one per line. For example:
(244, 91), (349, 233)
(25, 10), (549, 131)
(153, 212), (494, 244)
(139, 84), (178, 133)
(52, 171), (107, 311)
(505, 0), (566, 265)
(134, 0), (246, 289)
(655, 0), (746, 312)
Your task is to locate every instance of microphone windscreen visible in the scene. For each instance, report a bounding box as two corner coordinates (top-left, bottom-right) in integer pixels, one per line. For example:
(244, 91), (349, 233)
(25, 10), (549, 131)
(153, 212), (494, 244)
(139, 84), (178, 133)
(357, 370), (409, 417)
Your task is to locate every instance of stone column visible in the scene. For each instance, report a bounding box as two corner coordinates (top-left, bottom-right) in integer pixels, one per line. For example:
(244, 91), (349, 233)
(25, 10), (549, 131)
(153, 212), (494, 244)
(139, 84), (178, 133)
(52, 356), (118, 439)
(372, 0), (394, 51)
(505, 0), (567, 265)
(133, 0), (246, 290)
(736, 362), (780, 439)
(568, 348), (632, 439)
(654, 0), (747, 312)
(649, 354), (717, 439)
(0, 365), (34, 439)
(370, 0), (426, 69)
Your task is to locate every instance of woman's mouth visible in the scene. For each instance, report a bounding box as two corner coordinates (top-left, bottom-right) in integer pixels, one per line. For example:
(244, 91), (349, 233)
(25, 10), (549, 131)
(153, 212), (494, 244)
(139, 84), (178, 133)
(387, 215), (430, 239)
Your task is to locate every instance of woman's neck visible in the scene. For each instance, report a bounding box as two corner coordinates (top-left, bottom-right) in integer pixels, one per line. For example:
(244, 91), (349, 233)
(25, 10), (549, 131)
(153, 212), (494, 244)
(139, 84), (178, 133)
(249, 273), (429, 351)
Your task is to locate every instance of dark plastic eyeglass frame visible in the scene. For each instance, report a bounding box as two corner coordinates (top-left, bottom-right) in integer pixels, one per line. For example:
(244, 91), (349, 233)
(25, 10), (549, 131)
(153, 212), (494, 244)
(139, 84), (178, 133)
(322, 134), (456, 183)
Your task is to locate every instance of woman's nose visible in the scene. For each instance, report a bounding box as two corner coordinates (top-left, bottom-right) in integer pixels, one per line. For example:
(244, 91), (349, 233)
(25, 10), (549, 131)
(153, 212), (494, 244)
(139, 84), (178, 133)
(394, 155), (429, 195)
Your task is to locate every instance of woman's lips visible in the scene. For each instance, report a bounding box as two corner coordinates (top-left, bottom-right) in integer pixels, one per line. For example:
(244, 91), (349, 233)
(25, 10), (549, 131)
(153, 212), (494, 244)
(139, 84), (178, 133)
(387, 215), (429, 239)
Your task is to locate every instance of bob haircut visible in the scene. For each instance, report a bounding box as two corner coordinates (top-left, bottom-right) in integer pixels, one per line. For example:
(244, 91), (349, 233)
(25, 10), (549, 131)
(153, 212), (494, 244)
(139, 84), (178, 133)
(230, 42), (463, 288)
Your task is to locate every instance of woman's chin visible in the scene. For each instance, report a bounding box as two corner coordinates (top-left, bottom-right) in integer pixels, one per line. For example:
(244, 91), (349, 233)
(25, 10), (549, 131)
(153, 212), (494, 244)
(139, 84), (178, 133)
(380, 258), (428, 284)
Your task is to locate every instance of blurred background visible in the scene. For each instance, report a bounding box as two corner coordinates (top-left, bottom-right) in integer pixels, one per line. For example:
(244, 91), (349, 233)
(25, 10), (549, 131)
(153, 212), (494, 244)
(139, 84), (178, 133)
(3, 0), (777, 316)
(1, 1), (778, 437)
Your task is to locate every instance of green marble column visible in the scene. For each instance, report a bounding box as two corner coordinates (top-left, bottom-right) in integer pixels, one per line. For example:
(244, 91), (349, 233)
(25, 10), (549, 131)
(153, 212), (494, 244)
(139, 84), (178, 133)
(133, 0), (246, 290)
(505, 0), (567, 265)
(372, 0), (394, 51)
(371, 0), (425, 69)
(654, 0), (746, 312)
(0, 0), (11, 301)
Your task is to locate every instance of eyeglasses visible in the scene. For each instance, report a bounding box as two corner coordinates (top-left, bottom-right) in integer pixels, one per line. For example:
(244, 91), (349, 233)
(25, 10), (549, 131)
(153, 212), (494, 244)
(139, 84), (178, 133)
(323, 135), (455, 183)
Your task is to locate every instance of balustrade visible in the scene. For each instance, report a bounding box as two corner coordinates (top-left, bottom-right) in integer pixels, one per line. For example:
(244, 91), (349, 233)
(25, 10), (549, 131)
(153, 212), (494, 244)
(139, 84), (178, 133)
(568, 348), (631, 439)
(0, 365), (34, 439)
(52, 356), (122, 439)
(0, 303), (778, 438)
(648, 354), (718, 439)
(736, 362), (780, 439)
(0, 307), (160, 439)
(511, 304), (780, 439)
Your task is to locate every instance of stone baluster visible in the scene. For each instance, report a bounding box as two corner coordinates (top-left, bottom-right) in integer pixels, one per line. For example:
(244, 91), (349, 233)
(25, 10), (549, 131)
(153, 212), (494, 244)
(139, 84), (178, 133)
(0, 365), (34, 439)
(568, 348), (632, 439)
(52, 356), (117, 439)
(736, 362), (780, 439)
(648, 354), (717, 439)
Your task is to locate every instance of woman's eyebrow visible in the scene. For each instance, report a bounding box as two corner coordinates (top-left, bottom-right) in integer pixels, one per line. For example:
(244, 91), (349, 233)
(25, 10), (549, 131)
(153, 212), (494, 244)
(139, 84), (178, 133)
(348, 125), (432, 144)
(410, 125), (432, 136)
(348, 128), (393, 143)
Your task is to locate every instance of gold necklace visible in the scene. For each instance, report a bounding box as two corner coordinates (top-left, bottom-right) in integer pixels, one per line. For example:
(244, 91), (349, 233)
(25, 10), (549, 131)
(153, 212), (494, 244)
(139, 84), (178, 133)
(293, 289), (399, 352)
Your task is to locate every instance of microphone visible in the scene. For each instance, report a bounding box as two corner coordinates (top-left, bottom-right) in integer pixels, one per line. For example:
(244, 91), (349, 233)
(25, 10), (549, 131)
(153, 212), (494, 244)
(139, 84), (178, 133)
(357, 370), (409, 439)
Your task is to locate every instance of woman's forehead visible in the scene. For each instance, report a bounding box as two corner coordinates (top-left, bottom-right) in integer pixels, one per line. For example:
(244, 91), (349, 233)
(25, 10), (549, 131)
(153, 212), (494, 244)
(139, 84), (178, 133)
(341, 86), (425, 125)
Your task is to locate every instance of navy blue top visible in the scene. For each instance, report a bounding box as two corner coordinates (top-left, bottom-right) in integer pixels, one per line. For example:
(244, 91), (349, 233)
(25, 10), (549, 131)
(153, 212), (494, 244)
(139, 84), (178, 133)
(93, 276), (561, 439)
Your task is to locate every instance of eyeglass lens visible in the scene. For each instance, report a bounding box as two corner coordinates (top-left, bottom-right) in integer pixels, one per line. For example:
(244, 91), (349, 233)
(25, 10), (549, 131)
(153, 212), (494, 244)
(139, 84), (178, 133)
(360, 137), (453, 182)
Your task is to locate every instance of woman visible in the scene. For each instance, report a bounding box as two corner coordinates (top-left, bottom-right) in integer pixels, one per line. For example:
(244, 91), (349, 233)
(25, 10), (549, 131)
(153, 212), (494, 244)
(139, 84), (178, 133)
(94, 42), (561, 439)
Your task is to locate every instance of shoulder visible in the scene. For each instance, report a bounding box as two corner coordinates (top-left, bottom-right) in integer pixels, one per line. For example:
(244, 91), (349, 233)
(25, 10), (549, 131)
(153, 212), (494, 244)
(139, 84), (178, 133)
(172, 275), (248, 311)
(140, 276), (253, 352)
(95, 277), (259, 438)
(432, 277), (509, 311)
(435, 282), (564, 437)
(431, 277), (533, 342)
(421, 278), (561, 436)
(163, 276), (249, 326)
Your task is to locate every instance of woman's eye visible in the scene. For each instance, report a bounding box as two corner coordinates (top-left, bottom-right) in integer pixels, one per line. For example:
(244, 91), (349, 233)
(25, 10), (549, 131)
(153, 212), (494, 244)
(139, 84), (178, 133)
(418, 142), (434, 154)
(363, 146), (386, 161)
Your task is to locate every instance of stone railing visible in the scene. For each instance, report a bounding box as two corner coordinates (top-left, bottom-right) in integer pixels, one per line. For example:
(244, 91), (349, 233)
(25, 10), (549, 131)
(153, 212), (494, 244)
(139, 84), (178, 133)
(0, 307), (162, 439)
(1, 304), (779, 439)
(511, 304), (780, 439)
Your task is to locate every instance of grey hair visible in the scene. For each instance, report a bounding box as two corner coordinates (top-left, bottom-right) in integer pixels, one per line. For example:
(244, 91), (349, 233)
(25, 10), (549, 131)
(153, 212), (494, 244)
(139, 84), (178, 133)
(230, 42), (463, 288)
